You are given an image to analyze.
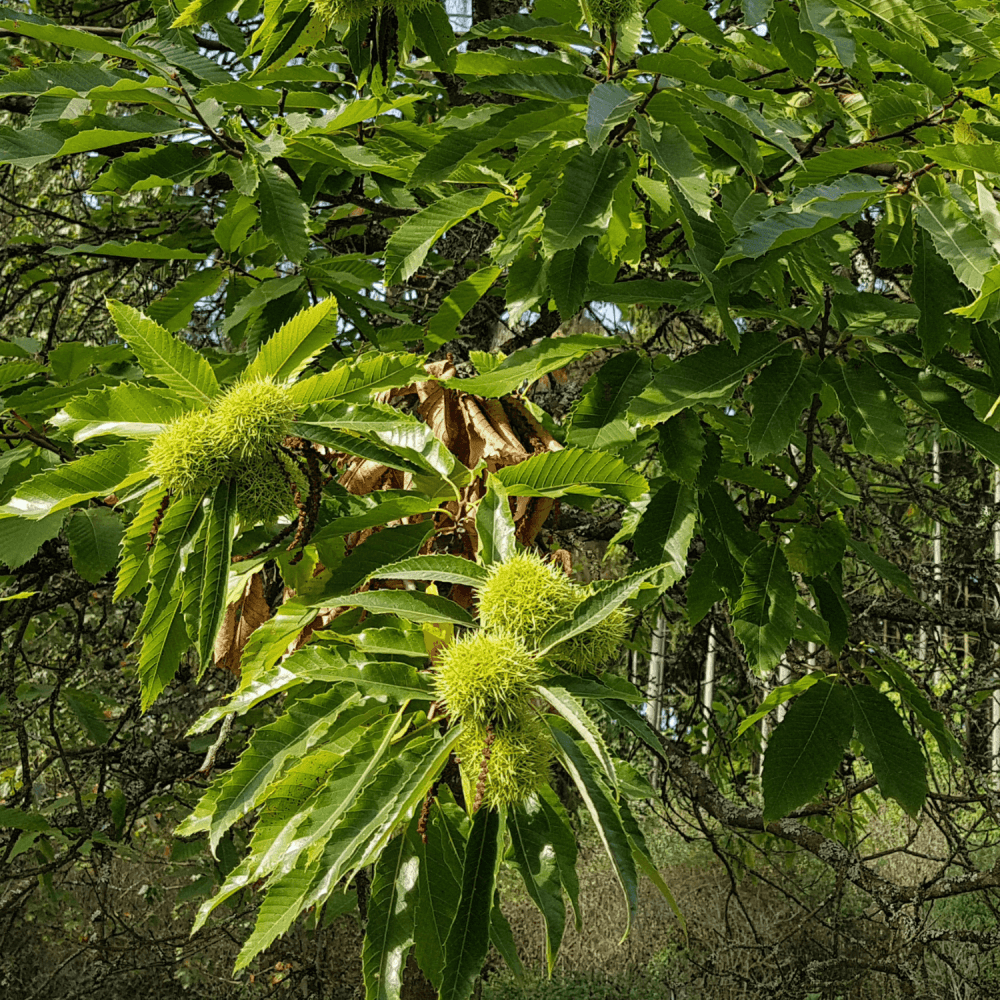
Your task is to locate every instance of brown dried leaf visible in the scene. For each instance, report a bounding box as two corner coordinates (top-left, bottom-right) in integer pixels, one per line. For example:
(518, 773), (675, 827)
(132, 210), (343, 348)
(214, 573), (271, 675)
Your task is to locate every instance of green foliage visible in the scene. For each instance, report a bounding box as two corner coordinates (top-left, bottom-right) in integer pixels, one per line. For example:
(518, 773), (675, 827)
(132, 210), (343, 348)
(3, 0), (995, 992)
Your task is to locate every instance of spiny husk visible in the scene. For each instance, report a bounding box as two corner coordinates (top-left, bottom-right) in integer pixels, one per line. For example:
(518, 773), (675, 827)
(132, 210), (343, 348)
(556, 604), (633, 674)
(589, 0), (642, 27)
(235, 451), (305, 526)
(477, 551), (579, 649)
(146, 409), (231, 495)
(458, 716), (552, 809)
(213, 378), (297, 461)
(311, 0), (433, 24)
(434, 630), (541, 727)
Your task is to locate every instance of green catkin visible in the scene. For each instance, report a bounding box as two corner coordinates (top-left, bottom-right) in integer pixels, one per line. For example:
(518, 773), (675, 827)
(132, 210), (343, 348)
(434, 630), (541, 727)
(146, 409), (230, 495)
(458, 716), (552, 809)
(477, 551), (579, 649)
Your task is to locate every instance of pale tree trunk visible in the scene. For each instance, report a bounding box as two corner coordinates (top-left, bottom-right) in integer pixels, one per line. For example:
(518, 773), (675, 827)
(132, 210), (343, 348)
(701, 621), (716, 755)
(775, 655), (790, 725)
(647, 611), (666, 783)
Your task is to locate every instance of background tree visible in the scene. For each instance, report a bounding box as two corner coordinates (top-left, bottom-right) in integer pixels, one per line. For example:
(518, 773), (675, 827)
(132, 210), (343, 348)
(3, 0), (1000, 997)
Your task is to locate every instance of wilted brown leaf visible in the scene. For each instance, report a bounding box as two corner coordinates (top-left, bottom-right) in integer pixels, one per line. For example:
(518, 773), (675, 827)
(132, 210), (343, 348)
(214, 573), (270, 674)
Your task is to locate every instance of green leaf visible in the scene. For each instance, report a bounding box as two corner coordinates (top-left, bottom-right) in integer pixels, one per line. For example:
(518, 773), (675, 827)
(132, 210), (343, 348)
(46, 241), (207, 260)
(548, 237), (598, 319)
(636, 117), (713, 220)
(410, 2), (458, 73)
(427, 266), (501, 348)
(867, 653), (961, 761)
(629, 332), (787, 426)
(762, 680), (853, 822)
(632, 480), (697, 573)
(586, 83), (642, 151)
(195, 479), (237, 670)
(204, 687), (368, 852)
(308, 589), (476, 626)
(489, 902), (524, 980)
(385, 189), (507, 286)
(439, 807), (501, 1000)
(912, 228), (966, 359)
(536, 785), (582, 929)
(148, 270), (226, 333)
(476, 477), (517, 566)
(172, 0), (239, 28)
(847, 0), (997, 58)
(249, 0), (323, 78)
(648, 0), (729, 45)
(494, 446), (647, 502)
(63, 687), (111, 744)
(244, 298), (338, 383)
(736, 672), (824, 736)
(354, 628), (428, 660)
(541, 145), (629, 256)
(846, 535), (915, 599)
(746, 355), (819, 460)
(769, 0), (817, 79)
(0, 441), (150, 520)
(786, 519), (848, 578)
(657, 411), (705, 485)
(799, 0), (855, 66)
(51, 384), (187, 442)
(107, 300), (219, 405)
(66, 507), (122, 584)
(732, 542), (798, 676)
(820, 357), (906, 461)
(135, 493), (206, 640)
(873, 353), (1000, 465)
(0, 510), (65, 569)
(366, 555), (489, 589)
(565, 351), (650, 450)
(137, 595), (190, 713)
(852, 26), (951, 99)
(913, 193), (995, 293)
(455, 333), (618, 398)
(289, 353), (425, 407)
(409, 102), (570, 189)
(548, 725), (638, 937)
(850, 685), (927, 816)
(721, 176), (884, 264)
(258, 165), (310, 263)
(539, 566), (661, 654)
(811, 576), (850, 657)
(0, 806), (53, 832)
(290, 647), (433, 702)
(309, 493), (445, 541)
(0, 6), (135, 58)
(507, 800), (567, 975)
(362, 827), (419, 1000)
(538, 684), (618, 793)
(414, 788), (467, 991)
